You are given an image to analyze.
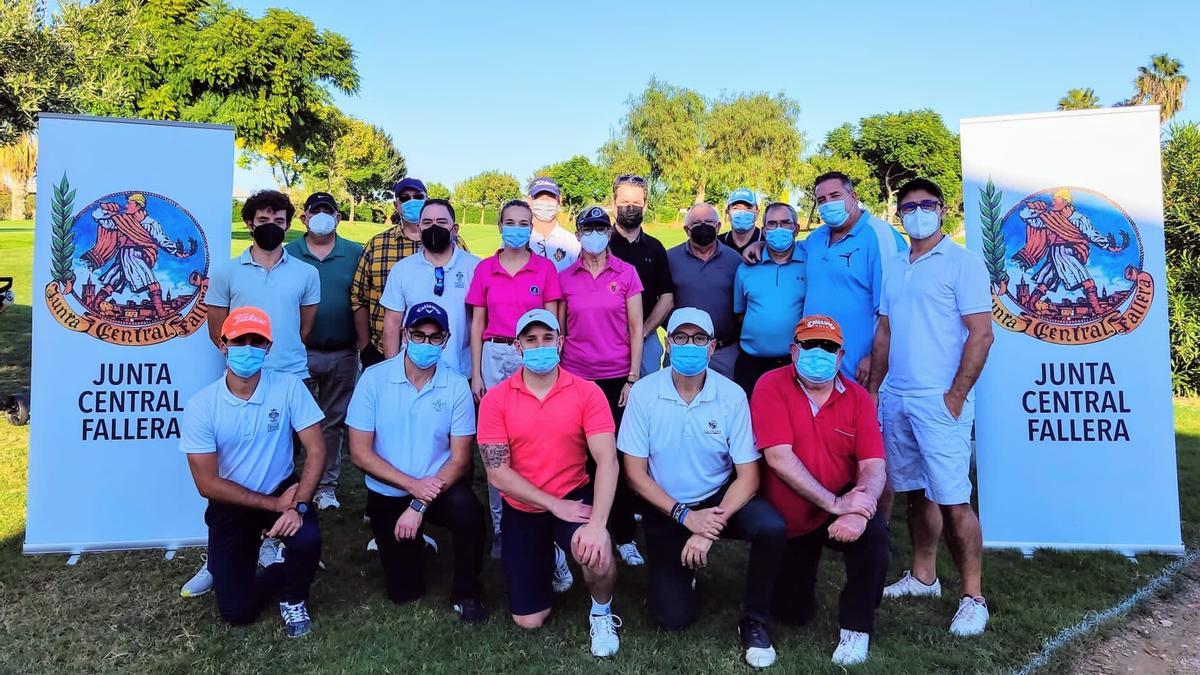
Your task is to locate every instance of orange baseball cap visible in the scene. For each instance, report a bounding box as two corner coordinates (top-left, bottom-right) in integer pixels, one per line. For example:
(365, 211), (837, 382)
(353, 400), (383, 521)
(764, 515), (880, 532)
(221, 306), (272, 341)
(793, 314), (844, 346)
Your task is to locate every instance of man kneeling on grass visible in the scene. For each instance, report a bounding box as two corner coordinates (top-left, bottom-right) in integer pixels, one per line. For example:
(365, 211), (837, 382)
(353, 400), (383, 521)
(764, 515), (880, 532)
(347, 301), (488, 623)
(180, 307), (326, 638)
(619, 307), (787, 669)
(477, 309), (622, 658)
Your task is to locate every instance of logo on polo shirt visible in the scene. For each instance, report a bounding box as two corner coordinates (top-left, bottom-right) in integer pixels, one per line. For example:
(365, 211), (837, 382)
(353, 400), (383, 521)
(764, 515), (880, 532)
(432, 399), (446, 412)
(267, 408), (280, 432)
(455, 271), (465, 288)
(530, 285), (541, 296)
(554, 249), (565, 262)
(837, 249), (859, 267)
(609, 282), (619, 294)
(704, 419), (722, 435)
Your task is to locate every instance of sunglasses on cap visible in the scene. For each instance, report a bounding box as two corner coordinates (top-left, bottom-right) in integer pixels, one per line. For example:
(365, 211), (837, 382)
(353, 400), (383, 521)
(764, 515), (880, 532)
(613, 174), (647, 188)
(797, 339), (840, 353)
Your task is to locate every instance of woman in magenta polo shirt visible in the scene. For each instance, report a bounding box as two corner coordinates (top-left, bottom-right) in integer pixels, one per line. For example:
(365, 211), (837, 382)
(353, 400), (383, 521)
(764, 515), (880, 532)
(558, 205), (645, 566)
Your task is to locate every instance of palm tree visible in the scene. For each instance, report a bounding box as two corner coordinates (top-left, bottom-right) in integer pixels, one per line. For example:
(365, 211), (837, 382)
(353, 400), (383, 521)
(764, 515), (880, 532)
(1058, 88), (1101, 110)
(0, 133), (37, 221)
(1129, 53), (1189, 123)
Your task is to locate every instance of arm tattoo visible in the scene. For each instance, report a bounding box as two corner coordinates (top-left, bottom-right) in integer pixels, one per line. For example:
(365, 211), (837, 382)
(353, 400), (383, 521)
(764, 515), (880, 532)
(480, 443), (511, 469)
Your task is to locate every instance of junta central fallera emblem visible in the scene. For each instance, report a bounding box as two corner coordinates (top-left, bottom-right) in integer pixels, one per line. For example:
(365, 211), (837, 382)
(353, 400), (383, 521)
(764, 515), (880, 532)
(978, 178), (1153, 345)
(43, 175), (211, 346)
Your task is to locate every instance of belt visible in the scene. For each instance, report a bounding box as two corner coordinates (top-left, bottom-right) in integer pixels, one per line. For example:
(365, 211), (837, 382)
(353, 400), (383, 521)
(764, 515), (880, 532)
(485, 337), (516, 345)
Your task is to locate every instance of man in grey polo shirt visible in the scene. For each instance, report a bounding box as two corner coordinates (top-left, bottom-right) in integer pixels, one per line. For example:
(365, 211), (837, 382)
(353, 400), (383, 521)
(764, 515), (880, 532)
(286, 192), (365, 510)
(666, 203), (742, 380)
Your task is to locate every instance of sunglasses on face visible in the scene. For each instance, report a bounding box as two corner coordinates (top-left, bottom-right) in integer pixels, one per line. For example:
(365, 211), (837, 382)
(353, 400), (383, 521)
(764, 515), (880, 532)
(797, 339), (840, 353)
(396, 193), (426, 203)
(433, 266), (445, 297)
(577, 224), (611, 235)
(899, 199), (943, 215)
(308, 205), (336, 215)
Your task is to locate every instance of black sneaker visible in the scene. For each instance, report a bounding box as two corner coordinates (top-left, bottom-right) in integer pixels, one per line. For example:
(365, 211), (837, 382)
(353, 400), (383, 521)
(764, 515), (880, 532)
(454, 598), (489, 624)
(738, 616), (777, 668)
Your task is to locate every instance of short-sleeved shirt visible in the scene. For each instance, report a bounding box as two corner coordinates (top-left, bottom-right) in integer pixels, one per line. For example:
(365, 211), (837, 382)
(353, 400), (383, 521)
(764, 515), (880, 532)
(346, 352), (476, 497)
(477, 368), (615, 512)
(179, 370), (325, 494)
(380, 246), (481, 378)
(666, 242), (743, 343)
(718, 228), (762, 256)
(734, 244), (807, 357)
(208, 248), (321, 378)
(880, 236), (991, 397)
(285, 234), (364, 351)
(618, 368), (759, 504)
(559, 255), (643, 380)
(465, 252), (563, 340)
(802, 212), (908, 381)
(751, 367), (885, 537)
(531, 224), (581, 272)
(609, 229), (676, 323)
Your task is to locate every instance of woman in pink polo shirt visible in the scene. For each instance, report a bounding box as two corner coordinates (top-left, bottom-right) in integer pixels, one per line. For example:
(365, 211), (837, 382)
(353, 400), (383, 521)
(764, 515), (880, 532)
(558, 205), (645, 566)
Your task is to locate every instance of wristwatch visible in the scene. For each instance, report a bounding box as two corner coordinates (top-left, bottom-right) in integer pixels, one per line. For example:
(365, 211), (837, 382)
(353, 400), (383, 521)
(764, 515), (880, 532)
(290, 502), (309, 516)
(409, 499), (428, 514)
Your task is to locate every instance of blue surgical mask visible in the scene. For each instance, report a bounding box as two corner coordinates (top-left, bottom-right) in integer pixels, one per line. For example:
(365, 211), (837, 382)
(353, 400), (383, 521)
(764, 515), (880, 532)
(818, 200), (850, 227)
(401, 198), (425, 223)
(730, 211), (757, 233)
(522, 345), (560, 374)
(406, 342), (442, 369)
(902, 210), (941, 240)
(501, 225), (531, 249)
(580, 231), (609, 255)
(226, 345), (267, 378)
(795, 347), (839, 383)
(669, 344), (709, 377)
(764, 227), (795, 252)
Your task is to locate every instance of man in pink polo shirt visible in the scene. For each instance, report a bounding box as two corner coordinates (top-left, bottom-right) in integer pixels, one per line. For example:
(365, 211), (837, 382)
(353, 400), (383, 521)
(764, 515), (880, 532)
(477, 309), (622, 658)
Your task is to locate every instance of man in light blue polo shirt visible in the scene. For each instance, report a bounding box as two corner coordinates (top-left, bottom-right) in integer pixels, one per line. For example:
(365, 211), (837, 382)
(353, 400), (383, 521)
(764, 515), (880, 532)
(207, 190), (321, 379)
(733, 202), (807, 395)
(180, 307), (327, 638)
(867, 178), (994, 638)
(803, 172), (907, 384)
(620, 307), (787, 669)
(381, 199), (481, 377)
(348, 301), (488, 623)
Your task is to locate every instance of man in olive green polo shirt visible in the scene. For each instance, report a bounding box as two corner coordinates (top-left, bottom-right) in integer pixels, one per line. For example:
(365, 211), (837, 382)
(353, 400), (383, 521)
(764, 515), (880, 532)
(286, 192), (366, 510)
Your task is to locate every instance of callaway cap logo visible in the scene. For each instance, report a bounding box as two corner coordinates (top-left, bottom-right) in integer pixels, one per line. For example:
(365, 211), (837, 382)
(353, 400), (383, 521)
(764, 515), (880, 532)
(807, 318), (835, 330)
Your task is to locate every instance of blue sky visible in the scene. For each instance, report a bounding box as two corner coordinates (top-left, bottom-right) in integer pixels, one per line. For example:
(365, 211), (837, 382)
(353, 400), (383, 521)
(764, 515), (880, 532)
(232, 0), (1200, 192)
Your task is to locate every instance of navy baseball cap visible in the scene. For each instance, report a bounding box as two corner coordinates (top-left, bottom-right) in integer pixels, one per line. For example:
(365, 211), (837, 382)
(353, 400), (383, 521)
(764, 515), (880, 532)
(393, 177), (428, 195)
(528, 177), (561, 199)
(727, 188), (756, 208)
(575, 205), (611, 228)
(404, 301), (449, 331)
(303, 192), (338, 211)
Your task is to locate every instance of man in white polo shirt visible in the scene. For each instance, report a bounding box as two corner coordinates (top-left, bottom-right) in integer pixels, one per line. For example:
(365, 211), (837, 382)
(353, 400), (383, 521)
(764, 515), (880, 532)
(348, 301), (487, 623)
(381, 198), (481, 377)
(867, 178), (995, 637)
(619, 307), (787, 669)
(180, 307), (327, 638)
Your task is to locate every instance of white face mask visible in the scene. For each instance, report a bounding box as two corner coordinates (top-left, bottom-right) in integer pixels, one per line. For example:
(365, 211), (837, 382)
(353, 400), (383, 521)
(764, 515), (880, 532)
(901, 210), (941, 240)
(530, 203), (559, 222)
(307, 212), (337, 236)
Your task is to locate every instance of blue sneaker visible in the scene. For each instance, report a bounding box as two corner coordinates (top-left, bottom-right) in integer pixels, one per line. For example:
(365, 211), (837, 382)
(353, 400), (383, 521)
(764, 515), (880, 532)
(279, 601), (312, 638)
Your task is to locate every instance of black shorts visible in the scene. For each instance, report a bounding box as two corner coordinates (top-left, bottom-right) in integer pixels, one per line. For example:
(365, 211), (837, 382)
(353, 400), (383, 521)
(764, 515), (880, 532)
(500, 483), (593, 616)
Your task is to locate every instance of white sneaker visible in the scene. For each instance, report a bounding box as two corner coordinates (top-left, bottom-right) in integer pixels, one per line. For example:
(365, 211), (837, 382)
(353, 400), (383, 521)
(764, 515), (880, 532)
(883, 570), (941, 599)
(180, 557), (211, 598)
(949, 596), (989, 636)
(831, 629), (870, 666)
(617, 542), (644, 567)
(589, 612), (622, 657)
(259, 537), (286, 568)
(366, 538), (378, 552)
(313, 486), (340, 510)
(552, 544), (574, 593)
(279, 600), (312, 638)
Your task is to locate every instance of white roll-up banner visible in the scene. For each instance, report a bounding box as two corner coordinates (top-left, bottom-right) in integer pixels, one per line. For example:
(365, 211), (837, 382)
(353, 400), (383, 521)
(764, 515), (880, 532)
(961, 105), (1182, 555)
(25, 114), (232, 554)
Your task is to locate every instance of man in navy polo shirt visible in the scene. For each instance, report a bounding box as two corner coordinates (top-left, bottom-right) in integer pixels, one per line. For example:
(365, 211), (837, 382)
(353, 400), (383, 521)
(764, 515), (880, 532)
(180, 307), (327, 638)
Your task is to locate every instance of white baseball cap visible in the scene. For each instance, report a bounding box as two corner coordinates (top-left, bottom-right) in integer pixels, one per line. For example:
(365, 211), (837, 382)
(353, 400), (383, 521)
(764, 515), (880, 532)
(666, 307), (714, 336)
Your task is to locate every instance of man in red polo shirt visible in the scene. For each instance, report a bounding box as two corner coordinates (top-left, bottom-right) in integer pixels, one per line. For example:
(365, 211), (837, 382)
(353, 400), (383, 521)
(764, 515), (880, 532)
(477, 309), (622, 658)
(751, 315), (888, 667)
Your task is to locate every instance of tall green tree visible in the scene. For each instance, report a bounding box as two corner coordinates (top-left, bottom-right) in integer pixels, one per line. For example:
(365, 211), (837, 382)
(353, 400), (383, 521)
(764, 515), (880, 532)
(596, 133), (651, 185)
(306, 119), (405, 222)
(0, 0), (77, 145)
(56, 0), (359, 176)
(1129, 53), (1189, 123)
(535, 155), (608, 215)
(1057, 88), (1101, 110)
(1163, 121), (1200, 394)
(454, 170), (521, 222)
(426, 182), (452, 200)
(624, 79), (707, 206)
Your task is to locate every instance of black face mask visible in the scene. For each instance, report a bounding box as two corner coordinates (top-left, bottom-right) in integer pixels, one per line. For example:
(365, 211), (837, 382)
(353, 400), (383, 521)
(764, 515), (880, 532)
(421, 225), (452, 253)
(688, 223), (717, 247)
(251, 223), (286, 251)
(615, 205), (644, 230)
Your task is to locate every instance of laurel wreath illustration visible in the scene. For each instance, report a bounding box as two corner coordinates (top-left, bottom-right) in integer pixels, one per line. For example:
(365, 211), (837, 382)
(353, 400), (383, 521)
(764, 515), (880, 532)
(50, 173), (77, 292)
(979, 177), (1008, 295)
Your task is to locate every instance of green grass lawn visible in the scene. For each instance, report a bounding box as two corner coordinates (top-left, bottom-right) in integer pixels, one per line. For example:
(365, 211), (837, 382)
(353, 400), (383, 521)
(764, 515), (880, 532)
(0, 218), (1194, 674)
